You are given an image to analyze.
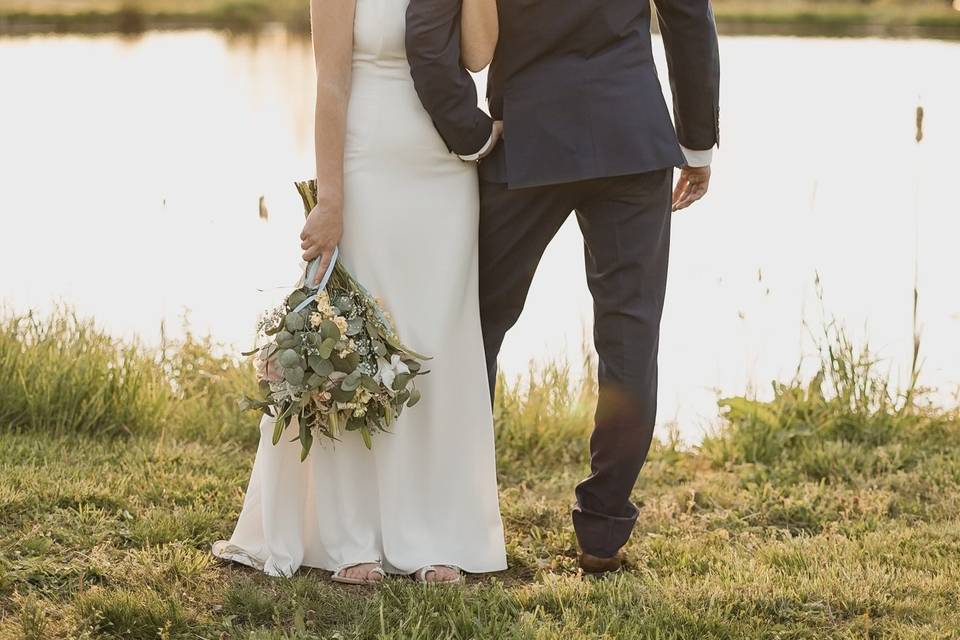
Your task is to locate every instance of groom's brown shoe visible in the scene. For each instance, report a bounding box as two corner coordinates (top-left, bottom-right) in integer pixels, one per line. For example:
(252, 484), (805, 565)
(578, 552), (623, 576)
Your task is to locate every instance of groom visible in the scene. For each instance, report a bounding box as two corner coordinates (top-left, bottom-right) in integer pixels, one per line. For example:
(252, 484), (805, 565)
(406, 0), (720, 573)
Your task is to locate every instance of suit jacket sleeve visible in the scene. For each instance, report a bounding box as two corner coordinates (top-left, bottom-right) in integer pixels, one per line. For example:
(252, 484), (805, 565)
(653, 0), (721, 151)
(405, 0), (493, 156)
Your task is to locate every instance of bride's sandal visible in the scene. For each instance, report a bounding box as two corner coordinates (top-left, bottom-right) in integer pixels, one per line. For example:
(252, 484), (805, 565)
(413, 565), (463, 585)
(331, 562), (386, 585)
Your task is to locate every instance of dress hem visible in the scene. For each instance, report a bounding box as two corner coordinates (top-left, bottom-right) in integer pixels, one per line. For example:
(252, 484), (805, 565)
(212, 541), (508, 577)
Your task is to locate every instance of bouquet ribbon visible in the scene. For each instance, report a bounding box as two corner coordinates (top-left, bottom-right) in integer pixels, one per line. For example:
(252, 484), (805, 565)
(293, 247), (340, 314)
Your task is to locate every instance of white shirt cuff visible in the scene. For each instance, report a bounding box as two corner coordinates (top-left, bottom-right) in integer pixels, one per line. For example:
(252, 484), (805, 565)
(458, 131), (497, 162)
(680, 146), (713, 167)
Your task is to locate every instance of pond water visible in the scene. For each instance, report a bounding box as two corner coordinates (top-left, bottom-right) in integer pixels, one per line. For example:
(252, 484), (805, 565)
(1, 27), (958, 442)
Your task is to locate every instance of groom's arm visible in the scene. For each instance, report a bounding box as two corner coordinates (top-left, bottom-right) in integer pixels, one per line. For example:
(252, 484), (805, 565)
(406, 0), (493, 157)
(653, 0), (721, 167)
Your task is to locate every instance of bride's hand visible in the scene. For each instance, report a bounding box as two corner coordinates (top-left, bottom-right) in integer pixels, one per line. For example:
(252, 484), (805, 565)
(301, 198), (343, 284)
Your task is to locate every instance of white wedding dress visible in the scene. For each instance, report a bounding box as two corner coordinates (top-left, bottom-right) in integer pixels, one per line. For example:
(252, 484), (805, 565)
(213, 0), (507, 577)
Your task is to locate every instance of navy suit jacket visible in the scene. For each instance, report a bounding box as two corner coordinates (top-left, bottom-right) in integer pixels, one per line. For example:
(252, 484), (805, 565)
(406, 0), (720, 189)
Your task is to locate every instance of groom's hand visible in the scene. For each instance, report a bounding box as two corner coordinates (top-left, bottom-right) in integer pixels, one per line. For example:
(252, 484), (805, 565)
(482, 121), (504, 159)
(460, 120), (503, 162)
(672, 165), (711, 212)
(301, 200), (343, 284)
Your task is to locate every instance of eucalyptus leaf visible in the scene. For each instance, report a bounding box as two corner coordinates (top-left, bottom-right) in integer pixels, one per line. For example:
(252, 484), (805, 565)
(287, 290), (308, 310)
(341, 376), (360, 393)
(335, 295), (354, 313)
(318, 359), (336, 376)
(331, 352), (358, 373)
(407, 387), (422, 408)
(308, 355), (335, 376)
(331, 386), (356, 403)
(284, 366), (305, 385)
(278, 349), (300, 368)
(344, 352), (361, 371)
(318, 339), (336, 359)
(360, 375), (379, 392)
(346, 317), (364, 336)
(392, 372), (412, 391)
(285, 312), (306, 332)
(320, 319), (341, 341)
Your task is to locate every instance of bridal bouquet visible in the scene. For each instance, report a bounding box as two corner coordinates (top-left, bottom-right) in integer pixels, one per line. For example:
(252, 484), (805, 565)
(241, 180), (429, 459)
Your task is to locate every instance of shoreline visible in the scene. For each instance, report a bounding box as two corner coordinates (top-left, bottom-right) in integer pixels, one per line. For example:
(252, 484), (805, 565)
(1, 7), (959, 39)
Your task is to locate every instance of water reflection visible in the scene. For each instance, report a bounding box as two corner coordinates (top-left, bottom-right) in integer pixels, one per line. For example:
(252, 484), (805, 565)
(1, 29), (958, 441)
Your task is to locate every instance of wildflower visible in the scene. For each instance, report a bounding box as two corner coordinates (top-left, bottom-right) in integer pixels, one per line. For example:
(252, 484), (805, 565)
(334, 316), (349, 334)
(314, 291), (335, 319)
(309, 312), (323, 328)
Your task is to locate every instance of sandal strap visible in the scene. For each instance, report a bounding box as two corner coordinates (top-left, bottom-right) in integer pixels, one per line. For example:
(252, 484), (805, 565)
(335, 561), (384, 578)
(416, 565), (462, 582)
(416, 565), (436, 581)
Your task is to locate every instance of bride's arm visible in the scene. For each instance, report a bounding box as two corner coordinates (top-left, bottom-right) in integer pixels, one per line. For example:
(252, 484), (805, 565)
(300, 0), (356, 280)
(461, 0), (498, 72)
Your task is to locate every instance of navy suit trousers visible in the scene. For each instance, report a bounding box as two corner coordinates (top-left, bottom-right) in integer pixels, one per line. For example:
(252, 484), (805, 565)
(479, 169), (673, 558)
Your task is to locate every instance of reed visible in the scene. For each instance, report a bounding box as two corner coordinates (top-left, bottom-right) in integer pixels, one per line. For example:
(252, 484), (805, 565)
(0, 308), (170, 437)
(2, 0), (959, 35)
(0, 0), (309, 33)
(494, 349), (596, 484)
(0, 307), (259, 442)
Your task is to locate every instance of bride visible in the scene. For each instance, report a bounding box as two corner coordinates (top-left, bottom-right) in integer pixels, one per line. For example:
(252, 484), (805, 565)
(213, 0), (506, 584)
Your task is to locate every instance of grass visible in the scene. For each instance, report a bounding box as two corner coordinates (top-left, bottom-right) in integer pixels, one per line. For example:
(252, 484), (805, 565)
(712, 0), (960, 33)
(1, 0), (959, 35)
(0, 307), (958, 639)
